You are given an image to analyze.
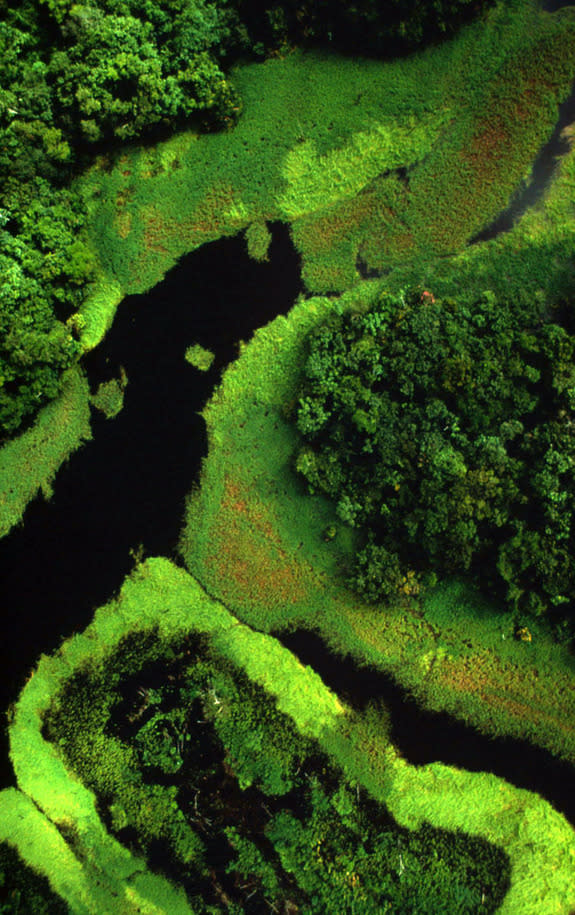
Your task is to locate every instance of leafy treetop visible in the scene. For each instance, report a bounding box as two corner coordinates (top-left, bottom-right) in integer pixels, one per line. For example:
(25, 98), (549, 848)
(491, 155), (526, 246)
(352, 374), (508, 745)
(295, 287), (575, 634)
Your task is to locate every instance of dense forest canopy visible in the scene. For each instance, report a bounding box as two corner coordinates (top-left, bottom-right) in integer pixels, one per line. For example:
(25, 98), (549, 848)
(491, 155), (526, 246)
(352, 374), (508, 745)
(0, 0), (244, 437)
(295, 288), (575, 635)
(0, 0), (493, 440)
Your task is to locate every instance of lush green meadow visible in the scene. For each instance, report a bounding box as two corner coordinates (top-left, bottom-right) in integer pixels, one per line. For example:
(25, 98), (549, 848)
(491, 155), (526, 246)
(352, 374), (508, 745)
(2, 0), (574, 536)
(77, 0), (575, 341)
(178, 264), (575, 765)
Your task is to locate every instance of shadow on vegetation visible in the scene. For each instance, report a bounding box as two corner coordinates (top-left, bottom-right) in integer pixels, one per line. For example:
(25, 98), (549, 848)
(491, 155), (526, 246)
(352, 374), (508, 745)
(541, 0), (575, 11)
(279, 629), (575, 828)
(0, 224), (302, 788)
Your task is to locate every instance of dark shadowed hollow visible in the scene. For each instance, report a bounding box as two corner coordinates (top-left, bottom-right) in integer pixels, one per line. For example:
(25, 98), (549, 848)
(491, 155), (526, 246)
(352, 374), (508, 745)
(0, 223), (301, 787)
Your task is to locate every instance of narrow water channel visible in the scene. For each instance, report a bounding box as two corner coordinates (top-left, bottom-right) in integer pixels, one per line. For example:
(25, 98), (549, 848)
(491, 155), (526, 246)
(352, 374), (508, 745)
(470, 76), (575, 244)
(0, 223), (302, 788)
(2, 212), (574, 859)
(279, 630), (575, 827)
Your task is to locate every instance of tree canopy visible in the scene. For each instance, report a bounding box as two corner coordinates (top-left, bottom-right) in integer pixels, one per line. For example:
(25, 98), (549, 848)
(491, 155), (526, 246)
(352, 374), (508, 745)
(0, 0), (494, 439)
(0, 0), (244, 437)
(235, 0), (494, 58)
(295, 287), (575, 633)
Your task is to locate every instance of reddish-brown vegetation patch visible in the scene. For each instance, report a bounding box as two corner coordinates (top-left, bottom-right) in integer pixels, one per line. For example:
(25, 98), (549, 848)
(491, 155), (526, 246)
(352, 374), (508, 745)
(186, 182), (241, 238)
(383, 229), (416, 260)
(204, 476), (309, 612)
(142, 205), (171, 255)
(116, 212), (132, 240)
(297, 190), (376, 255)
(436, 653), (575, 751)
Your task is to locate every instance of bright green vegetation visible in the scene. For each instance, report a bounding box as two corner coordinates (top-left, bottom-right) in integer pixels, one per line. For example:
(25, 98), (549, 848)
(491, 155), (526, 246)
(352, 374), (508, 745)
(294, 285), (575, 631)
(244, 220), (272, 262)
(78, 0), (573, 320)
(0, 365), (92, 537)
(168, 0), (575, 772)
(0, 0), (492, 441)
(288, 1), (575, 294)
(185, 343), (215, 372)
(179, 277), (575, 765)
(44, 635), (509, 913)
(0, 0), (244, 439)
(4, 0), (575, 911)
(7, 556), (575, 914)
(3, 0), (572, 529)
(76, 52), (450, 303)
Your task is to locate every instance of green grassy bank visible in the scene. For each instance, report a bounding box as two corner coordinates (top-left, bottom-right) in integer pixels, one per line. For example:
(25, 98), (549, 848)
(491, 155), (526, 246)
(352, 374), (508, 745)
(0, 366), (92, 539)
(78, 0), (575, 345)
(4, 556), (575, 912)
(3, 0), (574, 535)
(178, 273), (575, 766)
(2, 0), (575, 907)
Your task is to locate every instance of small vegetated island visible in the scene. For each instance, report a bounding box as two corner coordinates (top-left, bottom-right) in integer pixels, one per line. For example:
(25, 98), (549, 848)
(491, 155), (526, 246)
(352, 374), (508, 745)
(2, 0), (575, 912)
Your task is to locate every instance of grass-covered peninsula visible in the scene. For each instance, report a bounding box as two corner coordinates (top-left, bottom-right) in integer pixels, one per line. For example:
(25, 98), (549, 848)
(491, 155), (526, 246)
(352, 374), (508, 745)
(4, 556), (575, 914)
(2, 0), (575, 911)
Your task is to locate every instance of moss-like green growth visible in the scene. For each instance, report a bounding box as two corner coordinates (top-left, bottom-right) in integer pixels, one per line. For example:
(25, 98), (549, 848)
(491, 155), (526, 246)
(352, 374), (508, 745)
(79, 0), (575, 328)
(9, 0), (574, 530)
(184, 343), (215, 372)
(0, 366), (92, 540)
(244, 220), (272, 262)
(5, 2), (575, 911)
(90, 369), (128, 419)
(0, 840), (68, 915)
(48, 642), (511, 912)
(178, 273), (575, 767)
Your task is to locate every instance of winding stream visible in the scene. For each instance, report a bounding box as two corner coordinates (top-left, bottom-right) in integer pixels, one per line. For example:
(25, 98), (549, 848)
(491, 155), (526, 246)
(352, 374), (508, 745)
(470, 76), (575, 244)
(0, 223), (301, 788)
(2, 171), (575, 851)
(280, 630), (575, 827)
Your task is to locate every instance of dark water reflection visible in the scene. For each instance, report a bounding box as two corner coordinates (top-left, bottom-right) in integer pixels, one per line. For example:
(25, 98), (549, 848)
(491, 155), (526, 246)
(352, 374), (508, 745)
(2, 211), (575, 877)
(279, 630), (575, 828)
(542, 0), (574, 11)
(0, 224), (302, 788)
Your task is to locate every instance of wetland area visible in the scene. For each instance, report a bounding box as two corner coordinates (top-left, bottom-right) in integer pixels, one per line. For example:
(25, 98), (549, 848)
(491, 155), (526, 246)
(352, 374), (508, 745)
(2, 0), (575, 912)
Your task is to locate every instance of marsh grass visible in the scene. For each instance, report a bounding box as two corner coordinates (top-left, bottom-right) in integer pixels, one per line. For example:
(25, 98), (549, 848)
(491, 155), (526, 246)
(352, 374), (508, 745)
(5, 0), (574, 531)
(178, 269), (575, 766)
(0, 367), (92, 539)
(6, 556), (575, 913)
(0, 790), (89, 913)
(77, 0), (575, 337)
(4, 0), (575, 905)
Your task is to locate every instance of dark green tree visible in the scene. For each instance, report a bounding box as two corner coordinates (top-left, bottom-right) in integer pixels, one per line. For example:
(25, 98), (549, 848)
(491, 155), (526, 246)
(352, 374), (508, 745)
(294, 287), (575, 633)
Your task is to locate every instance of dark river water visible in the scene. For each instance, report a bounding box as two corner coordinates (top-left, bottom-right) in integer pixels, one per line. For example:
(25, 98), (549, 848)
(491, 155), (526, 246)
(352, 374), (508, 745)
(473, 0), (575, 241)
(470, 75), (575, 244)
(280, 630), (575, 827)
(1, 182), (575, 850)
(0, 223), (301, 788)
